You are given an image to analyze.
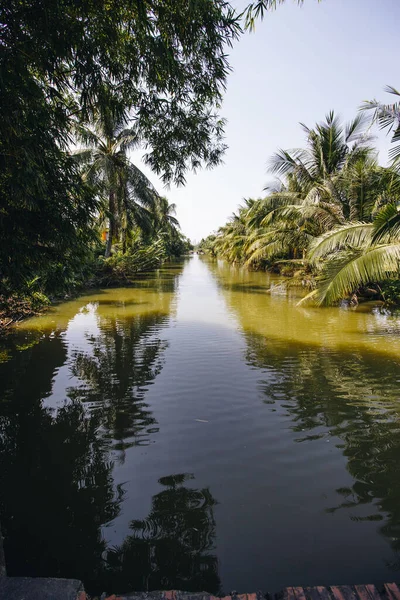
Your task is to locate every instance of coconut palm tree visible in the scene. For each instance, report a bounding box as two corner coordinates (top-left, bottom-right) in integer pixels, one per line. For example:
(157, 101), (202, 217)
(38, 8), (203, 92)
(300, 199), (400, 306)
(362, 85), (400, 165)
(213, 202), (252, 263)
(361, 85), (400, 242)
(241, 114), (373, 268)
(203, 109), (400, 306)
(149, 196), (185, 258)
(75, 110), (159, 257)
(153, 197), (180, 235)
(268, 111), (372, 214)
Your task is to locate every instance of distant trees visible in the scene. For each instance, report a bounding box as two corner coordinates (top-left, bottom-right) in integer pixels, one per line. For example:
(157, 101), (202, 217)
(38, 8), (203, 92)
(203, 106), (400, 306)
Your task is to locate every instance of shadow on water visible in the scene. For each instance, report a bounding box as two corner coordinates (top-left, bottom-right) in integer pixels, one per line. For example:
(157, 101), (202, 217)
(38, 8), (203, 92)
(0, 344), (218, 594)
(216, 282), (271, 294)
(95, 299), (150, 307)
(199, 257), (400, 581)
(0, 331), (122, 589)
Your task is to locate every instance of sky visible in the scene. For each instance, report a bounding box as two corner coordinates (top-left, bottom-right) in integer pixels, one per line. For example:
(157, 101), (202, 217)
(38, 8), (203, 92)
(132, 0), (400, 243)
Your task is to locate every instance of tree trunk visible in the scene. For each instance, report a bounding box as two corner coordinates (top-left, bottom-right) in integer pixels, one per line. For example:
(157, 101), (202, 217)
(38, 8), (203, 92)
(104, 190), (116, 258)
(122, 226), (127, 255)
(105, 224), (113, 258)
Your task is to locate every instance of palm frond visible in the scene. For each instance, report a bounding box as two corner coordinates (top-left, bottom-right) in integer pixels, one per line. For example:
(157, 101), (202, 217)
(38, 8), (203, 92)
(126, 163), (158, 208)
(71, 148), (95, 165)
(75, 125), (102, 148)
(300, 244), (400, 306)
(344, 113), (368, 143)
(372, 203), (400, 242)
(308, 222), (373, 262)
(117, 128), (141, 152)
(384, 85), (400, 97)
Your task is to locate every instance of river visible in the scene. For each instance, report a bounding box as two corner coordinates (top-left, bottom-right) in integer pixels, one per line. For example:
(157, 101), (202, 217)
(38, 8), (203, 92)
(1, 256), (400, 595)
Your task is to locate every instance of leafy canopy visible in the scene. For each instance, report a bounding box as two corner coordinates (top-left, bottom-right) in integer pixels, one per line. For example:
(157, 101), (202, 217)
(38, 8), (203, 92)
(1, 0), (241, 293)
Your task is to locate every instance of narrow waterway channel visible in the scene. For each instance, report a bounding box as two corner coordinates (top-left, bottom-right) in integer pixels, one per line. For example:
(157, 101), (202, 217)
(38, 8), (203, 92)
(2, 256), (400, 595)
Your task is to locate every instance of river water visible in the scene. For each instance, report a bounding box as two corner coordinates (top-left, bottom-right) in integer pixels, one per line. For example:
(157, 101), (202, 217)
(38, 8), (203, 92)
(1, 256), (400, 595)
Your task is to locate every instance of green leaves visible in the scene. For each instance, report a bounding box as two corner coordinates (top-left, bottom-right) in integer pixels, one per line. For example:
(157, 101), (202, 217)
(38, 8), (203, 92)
(300, 244), (400, 306)
(244, 0), (311, 31)
(1, 0), (242, 294)
(362, 85), (400, 167)
(206, 99), (400, 307)
(372, 203), (400, 243)
(308, 223), (373, 262)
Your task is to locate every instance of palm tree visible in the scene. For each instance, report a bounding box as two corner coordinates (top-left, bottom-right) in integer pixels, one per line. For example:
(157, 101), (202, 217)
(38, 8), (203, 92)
(362, 85), (400, 165)
(293, 113), (400, 306)
(360, 85), (400, 243)
(75, 111), (159, 257)
(269, 111), (372, 215)
(153, 196), (180, 236)
(203, 109), (400, 306)
(300, 198), (400, 306)
(213, 202), (252, 263)
(241, 114), (372, 268)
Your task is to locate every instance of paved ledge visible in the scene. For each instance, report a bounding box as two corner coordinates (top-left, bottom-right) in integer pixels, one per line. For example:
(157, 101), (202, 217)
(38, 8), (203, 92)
(100, 593), (265, 600)
(1, 581), (400, 600)
(0, 577), (85, 600)
(103, 585), (400, 600)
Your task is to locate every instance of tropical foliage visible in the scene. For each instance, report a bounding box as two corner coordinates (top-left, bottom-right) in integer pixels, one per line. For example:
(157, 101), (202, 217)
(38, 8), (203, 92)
(244, 0), (321, 30)
(1, 0), (240, 304)
(200, 105), (400, 306)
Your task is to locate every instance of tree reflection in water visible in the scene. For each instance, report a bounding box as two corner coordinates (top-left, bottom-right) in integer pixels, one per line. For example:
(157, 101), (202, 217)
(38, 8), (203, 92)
(0, 332), (122, 590)
(103, 474), (220, 595)
(0, 295), (220, 594)
(243, 328), (400, 569)
(68, 312), (170, 461)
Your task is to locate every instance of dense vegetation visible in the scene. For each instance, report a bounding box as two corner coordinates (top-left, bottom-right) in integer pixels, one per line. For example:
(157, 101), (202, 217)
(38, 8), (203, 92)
(2, 0), (398, 320)
(1, 0), (243, 323)
(199, 89), (400, 306)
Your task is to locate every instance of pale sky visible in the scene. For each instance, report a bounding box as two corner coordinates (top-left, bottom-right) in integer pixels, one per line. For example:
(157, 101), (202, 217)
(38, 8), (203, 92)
(133, 0), (399, 243)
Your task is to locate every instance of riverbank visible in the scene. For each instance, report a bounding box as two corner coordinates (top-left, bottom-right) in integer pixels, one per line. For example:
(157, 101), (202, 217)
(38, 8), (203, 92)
(0, 250), (192, 332)
(199, 253), (400, 307)
(0, 295), (50, 331)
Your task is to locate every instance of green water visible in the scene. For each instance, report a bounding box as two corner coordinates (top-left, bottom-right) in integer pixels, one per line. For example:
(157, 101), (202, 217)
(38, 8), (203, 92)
(1, 256), (400, 595)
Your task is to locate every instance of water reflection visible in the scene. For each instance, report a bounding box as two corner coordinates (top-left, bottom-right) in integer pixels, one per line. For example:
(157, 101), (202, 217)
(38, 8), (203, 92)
(209, 257), (400, 358)
(0, 263), (186, 593)
(68, 312), (169, 460)
(3, 257), (400, 594)
(103, 474), (219, 594)
(0, 340), (121, 587)
(212, 258), (400, 572)
(254, 338), (400, 569)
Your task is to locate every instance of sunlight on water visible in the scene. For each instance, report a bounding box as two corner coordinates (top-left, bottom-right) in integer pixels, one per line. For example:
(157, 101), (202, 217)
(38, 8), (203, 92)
(208, 259), (400, 358)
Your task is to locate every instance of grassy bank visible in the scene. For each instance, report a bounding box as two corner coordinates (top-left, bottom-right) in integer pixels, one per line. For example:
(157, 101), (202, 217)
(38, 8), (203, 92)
(0, 244), (191, 331)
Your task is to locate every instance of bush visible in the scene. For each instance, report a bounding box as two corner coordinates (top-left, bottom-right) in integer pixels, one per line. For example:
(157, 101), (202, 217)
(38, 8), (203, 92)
(379, 280), (400, 305)
(93, 242), (166, 286)
(0, 292), (50, 328)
